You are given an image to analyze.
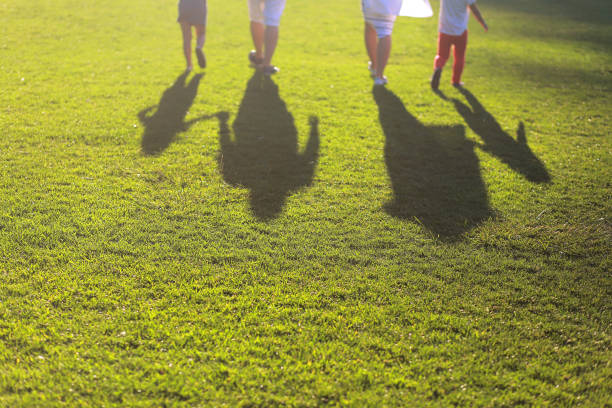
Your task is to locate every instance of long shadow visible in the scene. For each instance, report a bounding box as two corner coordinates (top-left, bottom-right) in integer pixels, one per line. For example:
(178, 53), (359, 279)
(373, 86), (492, 239)
(451, 87), (551, 183)
(218, 73), (319, 220)
(139, 71), (214, 155)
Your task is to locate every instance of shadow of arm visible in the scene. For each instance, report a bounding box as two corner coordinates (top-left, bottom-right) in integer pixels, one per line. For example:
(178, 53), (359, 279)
(516, 121), (527, 144)
(138, 106), (155, 125)
(303, 116), (320, 162)
(183, 113), (218, 130)
(297, 116), (320, 184)
(216, 111), (231, 146)
(217, 111), (237, 180)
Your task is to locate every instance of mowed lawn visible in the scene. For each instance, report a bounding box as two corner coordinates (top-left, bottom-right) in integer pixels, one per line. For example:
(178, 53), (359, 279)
(0, 0), (610, 406)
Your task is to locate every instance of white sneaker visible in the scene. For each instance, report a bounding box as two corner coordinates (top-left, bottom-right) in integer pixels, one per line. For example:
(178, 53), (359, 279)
(374, 76), (388, 86)
(368, 61), (376, 78)
(262, 65), (279, 76)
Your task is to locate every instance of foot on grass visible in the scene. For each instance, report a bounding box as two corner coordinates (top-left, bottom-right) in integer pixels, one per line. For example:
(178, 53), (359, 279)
(248, 50), (263, 67)
(368, 61), (376, 78)
(261, 65), (279, 76)
(431, 68), (442, 90)
(195, 48), (206, 69)
(374, 76), (388, 86)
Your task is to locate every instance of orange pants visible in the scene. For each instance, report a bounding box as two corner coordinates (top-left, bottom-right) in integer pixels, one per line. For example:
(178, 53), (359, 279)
(434, 30), (468, 84)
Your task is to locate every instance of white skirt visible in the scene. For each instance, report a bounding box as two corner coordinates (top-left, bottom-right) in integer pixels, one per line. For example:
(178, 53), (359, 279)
(362, 0), (403, 18)
(362, 0), (399, 38)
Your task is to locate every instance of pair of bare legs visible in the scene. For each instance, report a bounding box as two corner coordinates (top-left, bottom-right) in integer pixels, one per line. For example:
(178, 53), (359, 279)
(364, 23), (391, 81)
(250, 21), (279, 71)
(180, 22), (206, 71)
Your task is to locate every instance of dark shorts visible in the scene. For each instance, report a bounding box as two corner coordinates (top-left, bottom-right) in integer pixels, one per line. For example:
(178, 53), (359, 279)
(178, 0), (207, 26)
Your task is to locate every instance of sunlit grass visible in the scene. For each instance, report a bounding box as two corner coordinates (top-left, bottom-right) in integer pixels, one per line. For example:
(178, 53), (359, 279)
(0, 0), (610, 406)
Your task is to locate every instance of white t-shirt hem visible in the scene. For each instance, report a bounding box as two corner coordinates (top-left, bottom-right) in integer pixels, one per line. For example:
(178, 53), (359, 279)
(438, 0), (475, 36)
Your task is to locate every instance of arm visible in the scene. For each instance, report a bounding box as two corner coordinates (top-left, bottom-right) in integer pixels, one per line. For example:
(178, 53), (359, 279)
(469, 4), (488, 32)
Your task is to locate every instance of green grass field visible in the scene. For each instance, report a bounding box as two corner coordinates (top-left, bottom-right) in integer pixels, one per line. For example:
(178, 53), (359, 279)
(1, 0), (611, 406)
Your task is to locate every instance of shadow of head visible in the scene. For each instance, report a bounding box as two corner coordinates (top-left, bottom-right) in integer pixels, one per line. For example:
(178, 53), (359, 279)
(373, 86), (493, 240)
(218, 73), (320, 220)
(452, 87), (551, 183)
(139, 71), (204, 155)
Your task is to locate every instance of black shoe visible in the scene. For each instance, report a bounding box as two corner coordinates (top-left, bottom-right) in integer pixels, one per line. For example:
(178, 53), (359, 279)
(195, 48), (206, 68)
(431, 68), (442, 90)
(248, 50), (263, 66)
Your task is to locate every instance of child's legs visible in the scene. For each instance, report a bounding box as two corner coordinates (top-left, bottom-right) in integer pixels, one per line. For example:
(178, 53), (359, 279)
(248, 0), (265, 57)
(262, 0), (285, 27)
(260, 0), (285, 66)
(180, 22), (193, 68)
(364, 22), (378, 66)
(250, 22), (265, 57)
(365, 17), (394, 78)
(194, 24), (206, 49)
(451, 30), (468, 84)
(376, 35), (391, 78)
(434, 32), (452, 70)
(262, 25), (279, 66)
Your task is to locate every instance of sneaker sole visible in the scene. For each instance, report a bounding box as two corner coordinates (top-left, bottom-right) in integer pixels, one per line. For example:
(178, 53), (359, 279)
(195, 48), (206, 69)
(248, 51), (263, 67)
(431, 69), (441, 90)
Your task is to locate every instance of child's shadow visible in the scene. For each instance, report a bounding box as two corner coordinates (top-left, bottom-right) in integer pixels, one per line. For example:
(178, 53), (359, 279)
(139, 71), (215, 155)
(218, 72), (319, 220)
(373, 86), (492, 239)
(451, 87), (551, 183)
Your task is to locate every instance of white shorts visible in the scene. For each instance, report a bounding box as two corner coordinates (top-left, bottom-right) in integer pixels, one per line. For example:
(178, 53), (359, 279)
(365, 16), (396, 38)
(362, 0), (397, 38)
(248, 0), (286, 27)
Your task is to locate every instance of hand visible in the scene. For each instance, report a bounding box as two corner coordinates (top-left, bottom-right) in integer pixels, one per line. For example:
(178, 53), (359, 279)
(483, 22), (489, 32)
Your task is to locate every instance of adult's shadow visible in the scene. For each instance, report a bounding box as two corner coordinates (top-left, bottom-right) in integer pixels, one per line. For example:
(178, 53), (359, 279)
(218, 72), (319, 220)
(139, 71), (214, 155)
(373, 87), (492, 239)
(451, 87), (551, 183)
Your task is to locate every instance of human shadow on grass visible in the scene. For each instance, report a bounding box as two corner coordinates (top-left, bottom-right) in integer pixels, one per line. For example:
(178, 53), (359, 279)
(373, 86), (492, 239)
(451, 87), (551, 183)
(218, 72), (319, 220)
(139, 71), (215, 155)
